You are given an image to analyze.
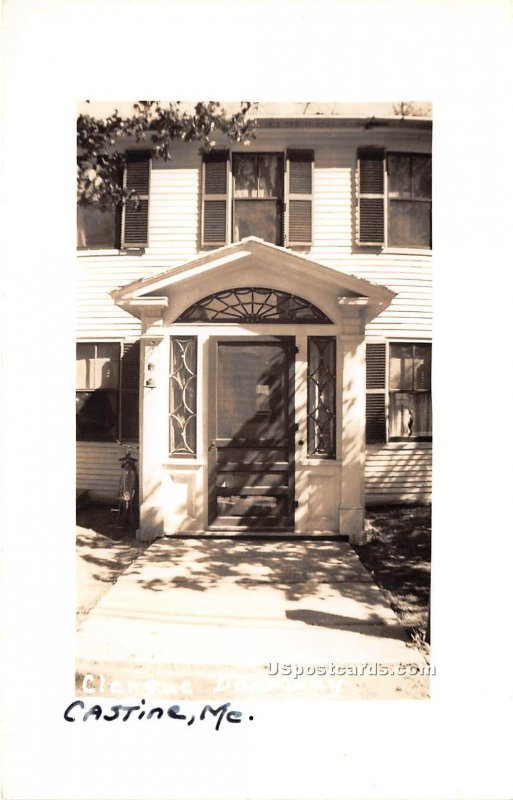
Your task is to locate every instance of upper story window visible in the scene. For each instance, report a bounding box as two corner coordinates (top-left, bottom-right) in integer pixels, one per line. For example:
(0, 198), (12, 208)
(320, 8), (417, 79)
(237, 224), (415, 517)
(77, 152), (151, 250)
(202, 149), (313, 249)
(77, 204), (119, 249)
(232, 154), (284, 243)
(357, 149), (432, 249)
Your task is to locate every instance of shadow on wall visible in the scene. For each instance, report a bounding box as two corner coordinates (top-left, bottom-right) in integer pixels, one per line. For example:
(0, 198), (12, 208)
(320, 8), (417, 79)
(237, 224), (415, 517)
(365, 443), (432, 503)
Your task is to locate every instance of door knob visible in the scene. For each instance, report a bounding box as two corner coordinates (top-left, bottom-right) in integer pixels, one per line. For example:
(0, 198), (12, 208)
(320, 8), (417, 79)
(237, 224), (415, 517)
(298, 439), (304, 446)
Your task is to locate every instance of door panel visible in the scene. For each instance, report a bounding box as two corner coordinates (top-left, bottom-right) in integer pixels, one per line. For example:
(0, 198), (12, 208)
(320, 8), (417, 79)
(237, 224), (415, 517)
(209, 338), (295, 530)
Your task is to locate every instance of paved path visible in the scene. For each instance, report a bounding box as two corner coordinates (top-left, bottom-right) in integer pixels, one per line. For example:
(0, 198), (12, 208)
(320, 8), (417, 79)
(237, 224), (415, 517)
(76, 537), (430, 700)
(76, 526), (148, 623)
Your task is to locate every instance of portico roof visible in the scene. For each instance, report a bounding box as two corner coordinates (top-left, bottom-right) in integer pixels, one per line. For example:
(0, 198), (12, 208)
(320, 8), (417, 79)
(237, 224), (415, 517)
(111, 237), (396, 325)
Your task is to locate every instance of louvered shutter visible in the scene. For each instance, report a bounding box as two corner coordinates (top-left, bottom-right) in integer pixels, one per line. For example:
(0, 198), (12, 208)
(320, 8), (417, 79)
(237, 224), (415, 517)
(358, 149), (385, 246)
(366, 343), (386, 443)
(120, 341), (140, 442)
(202, 150), (229, 246)
(286, 149), (314, 246)
(121, 152), (151, 248)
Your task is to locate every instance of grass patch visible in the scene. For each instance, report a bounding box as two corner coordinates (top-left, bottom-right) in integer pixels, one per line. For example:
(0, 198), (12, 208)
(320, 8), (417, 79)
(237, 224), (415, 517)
(353, 505), (431, 648)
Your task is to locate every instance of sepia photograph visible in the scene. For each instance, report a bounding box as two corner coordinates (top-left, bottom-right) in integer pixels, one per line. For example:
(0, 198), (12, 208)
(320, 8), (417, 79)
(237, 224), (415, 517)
(2, 0), (513, 797)
(75, 99), (433, 704)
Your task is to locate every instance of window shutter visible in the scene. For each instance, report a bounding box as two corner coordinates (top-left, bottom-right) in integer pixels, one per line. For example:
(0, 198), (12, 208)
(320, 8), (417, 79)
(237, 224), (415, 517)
(202, 150), (229, 246)
(358, 149), (385, 246)
(120, 341), (140, 442)
(366, 343), (386, 443)
(286, 149), (314, 246)
(122, 152), (151, 248)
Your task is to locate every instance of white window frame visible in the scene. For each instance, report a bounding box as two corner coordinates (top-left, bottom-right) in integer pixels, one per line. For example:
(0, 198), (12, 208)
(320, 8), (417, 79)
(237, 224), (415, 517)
(384, 151), (432, 252)
(231, 150), (285, 246)
(387, 339), (432, 442)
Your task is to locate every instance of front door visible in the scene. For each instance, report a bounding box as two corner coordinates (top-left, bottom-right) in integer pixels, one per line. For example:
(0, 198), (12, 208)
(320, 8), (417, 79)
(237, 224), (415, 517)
(209, 337), (295, 530)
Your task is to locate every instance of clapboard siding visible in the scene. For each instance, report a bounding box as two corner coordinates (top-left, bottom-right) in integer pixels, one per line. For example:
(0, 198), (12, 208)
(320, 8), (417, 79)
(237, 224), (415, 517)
(78, 132), (431, 341)
(365, 442), (432, 505)
(77, 444), (432, 506)
(76, 442), (140, 502)
(77, 127), (431, 506)
(311, 255), (432, 339)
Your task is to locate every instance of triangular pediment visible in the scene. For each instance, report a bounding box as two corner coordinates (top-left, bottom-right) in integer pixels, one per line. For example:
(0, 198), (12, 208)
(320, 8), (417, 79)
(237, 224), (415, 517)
(111, 237), (395, 324)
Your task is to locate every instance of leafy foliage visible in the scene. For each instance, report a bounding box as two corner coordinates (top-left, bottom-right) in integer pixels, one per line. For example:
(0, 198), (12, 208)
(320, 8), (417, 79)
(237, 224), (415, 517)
(77, 101), (257, 207)
(393, 101), (431, 118)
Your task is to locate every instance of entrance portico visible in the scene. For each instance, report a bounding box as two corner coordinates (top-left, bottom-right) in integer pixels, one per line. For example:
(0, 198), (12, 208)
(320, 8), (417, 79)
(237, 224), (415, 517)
(112, 238), (394, 543)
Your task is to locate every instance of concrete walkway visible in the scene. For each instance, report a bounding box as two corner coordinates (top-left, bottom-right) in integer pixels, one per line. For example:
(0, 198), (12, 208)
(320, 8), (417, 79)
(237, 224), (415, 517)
(76, 537), (430, 700)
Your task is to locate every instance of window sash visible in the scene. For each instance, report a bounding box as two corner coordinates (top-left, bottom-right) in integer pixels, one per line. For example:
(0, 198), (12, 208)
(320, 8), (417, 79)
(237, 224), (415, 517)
(389, 342), (432, 440)
(76, 389), (120, 442)
(76, 342), (120, 390)
(389, 390), (432, 439)
(76, 342), (121, 442)
(233, 153), (283, 199)
(231, 153), (284, 245)
(386, 153), (431, 249)
(389, 343), (431, 391)
(76, 341), (139, 443)
(233, 199), (283, 244)
(388, 198), (431, 248)
(77, 203), (119, 249)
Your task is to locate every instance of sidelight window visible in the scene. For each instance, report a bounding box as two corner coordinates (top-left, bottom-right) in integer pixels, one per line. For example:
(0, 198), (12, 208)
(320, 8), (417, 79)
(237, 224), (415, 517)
(307, 337), (336, 458)
(169, 337), (198, 457)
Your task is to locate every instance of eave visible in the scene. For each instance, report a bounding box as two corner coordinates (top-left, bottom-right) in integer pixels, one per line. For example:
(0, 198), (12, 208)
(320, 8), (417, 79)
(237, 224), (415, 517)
(111, 237), (396, 325)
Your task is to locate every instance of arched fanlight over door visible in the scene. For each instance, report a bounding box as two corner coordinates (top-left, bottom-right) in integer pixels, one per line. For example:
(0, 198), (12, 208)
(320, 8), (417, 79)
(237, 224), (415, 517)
(175, 287), (332, 324)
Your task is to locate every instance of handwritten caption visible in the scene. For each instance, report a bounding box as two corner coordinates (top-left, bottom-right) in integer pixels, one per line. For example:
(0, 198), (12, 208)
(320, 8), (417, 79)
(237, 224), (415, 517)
(64, 700), (253, 731)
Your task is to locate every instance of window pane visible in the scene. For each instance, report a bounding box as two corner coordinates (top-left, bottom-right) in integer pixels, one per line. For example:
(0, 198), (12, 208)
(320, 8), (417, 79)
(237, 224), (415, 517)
(76, 343), (96, 390)
(95, 344), (120, 389)
(387, 154), (411, 197)
(77, 204), (117, 248)
(233, 155), (258, 198)
(217, 343), (287, 440)
(76, 390), (119, 441)
(258, 155), (281, 198)
(413, 344), (431, 391)
(412, 155), (431, 200)
(389, 391), (431, 438)
(389, 200), (431, 248)
(233, 200), (282, 244)
(178, 288), (330, 323)
(76, 343), (119, 389)
(390, 344), (413, 390)
(307, 337), (336, 458)
(169, 337), (197, 457)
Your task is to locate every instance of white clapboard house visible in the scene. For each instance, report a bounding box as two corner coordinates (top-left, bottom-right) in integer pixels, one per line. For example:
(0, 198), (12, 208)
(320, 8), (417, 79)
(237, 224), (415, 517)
(76, 102), (432, 542)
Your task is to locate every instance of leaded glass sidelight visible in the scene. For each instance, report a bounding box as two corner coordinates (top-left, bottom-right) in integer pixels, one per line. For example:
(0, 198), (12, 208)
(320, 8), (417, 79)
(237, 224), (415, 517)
(307, 337), (336, 458)
(169, 337), (197, 457)
(176, 288), (331, 324)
